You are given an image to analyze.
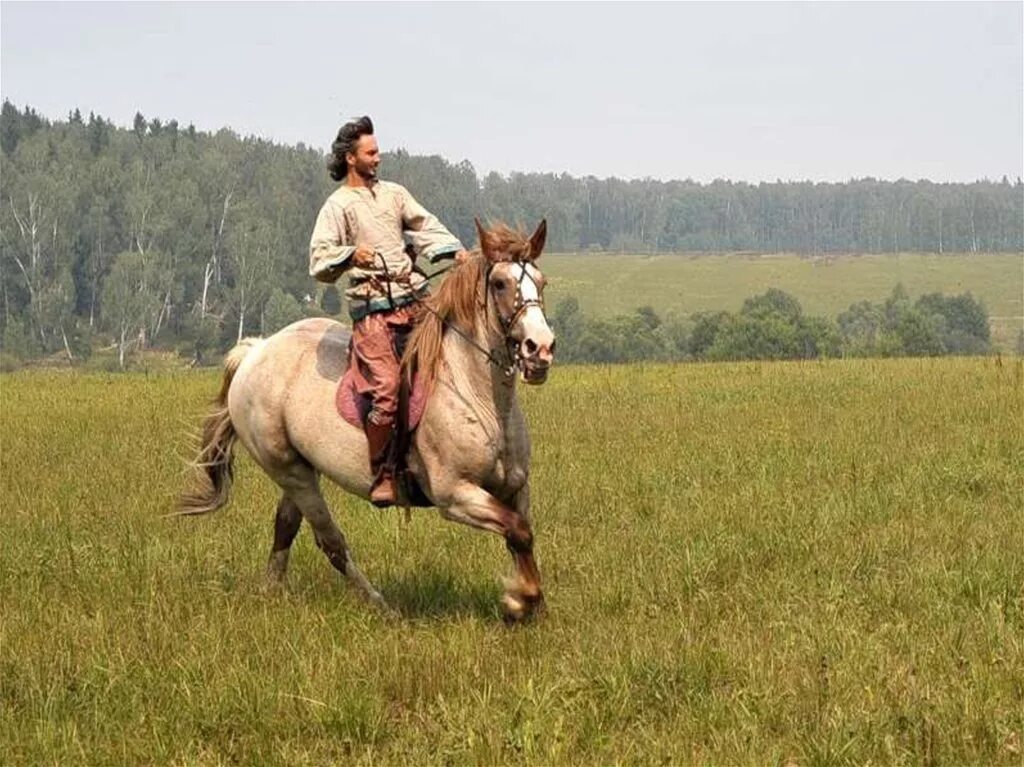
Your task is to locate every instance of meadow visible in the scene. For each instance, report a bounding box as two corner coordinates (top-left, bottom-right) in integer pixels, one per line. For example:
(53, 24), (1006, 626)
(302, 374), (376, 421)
(541, 252), (1023, 350)
(1, 358), (1022, 765)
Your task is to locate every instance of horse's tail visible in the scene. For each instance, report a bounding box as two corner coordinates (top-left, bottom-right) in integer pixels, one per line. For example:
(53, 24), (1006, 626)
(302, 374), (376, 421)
(179, 338), (261, 516)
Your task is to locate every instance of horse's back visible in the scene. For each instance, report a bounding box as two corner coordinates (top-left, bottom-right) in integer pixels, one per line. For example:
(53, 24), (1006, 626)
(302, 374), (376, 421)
(228, 318), (370, 492)
(231, 317), (349, 404)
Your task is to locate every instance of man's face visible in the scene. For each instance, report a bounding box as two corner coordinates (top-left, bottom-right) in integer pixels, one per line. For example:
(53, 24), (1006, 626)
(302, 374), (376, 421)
(347, 134), (380, 181)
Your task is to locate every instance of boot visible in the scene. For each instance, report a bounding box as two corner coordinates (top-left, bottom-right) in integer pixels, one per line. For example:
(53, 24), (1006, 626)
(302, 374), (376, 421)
(365, 420), (397, 508)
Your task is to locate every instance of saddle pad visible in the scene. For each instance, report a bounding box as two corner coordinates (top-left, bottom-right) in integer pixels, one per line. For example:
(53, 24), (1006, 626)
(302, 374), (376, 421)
(336, 367), (428, 431)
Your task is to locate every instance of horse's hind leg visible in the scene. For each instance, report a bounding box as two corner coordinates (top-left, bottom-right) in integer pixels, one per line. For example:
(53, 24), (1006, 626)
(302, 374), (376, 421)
(266, 495), (303, 583)
(287, 483), (389, 610)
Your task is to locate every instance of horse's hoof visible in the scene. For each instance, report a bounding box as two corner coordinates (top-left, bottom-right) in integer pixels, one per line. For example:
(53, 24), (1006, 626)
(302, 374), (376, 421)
(501, 590), (544, 624)
(502, 592), (527, 622)
(263, 568), (288, 593)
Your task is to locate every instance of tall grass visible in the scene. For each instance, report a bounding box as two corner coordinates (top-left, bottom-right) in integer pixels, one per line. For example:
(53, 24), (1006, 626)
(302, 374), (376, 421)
(1, 358), (1021, 765)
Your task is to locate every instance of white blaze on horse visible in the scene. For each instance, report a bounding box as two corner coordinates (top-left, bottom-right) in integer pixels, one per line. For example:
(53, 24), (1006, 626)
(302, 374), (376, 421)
(180, 220), (555, 622)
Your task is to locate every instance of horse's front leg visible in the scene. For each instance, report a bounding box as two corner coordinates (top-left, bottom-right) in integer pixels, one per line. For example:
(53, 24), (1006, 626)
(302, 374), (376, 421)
(438, 481), (543, 622)
(506, 482), (542, 619)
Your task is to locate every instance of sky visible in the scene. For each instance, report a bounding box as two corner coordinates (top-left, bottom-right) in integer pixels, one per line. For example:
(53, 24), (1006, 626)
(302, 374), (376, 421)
(1, 1), (1021, 183)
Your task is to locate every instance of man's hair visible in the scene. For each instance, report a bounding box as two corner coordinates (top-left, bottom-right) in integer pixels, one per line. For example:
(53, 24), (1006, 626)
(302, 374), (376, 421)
(328, 115), (374, 181)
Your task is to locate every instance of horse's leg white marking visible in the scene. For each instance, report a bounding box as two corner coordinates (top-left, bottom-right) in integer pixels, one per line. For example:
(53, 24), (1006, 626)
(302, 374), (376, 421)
(288, 484), (388, 610)
(266, 550), (290, 583)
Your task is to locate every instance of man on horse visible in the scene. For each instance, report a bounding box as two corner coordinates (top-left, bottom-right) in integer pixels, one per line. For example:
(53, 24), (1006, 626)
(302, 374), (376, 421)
(309, 115), (469, 507)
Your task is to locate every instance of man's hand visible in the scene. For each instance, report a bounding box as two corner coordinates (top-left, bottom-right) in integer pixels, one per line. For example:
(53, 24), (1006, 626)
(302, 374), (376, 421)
(352, 245), (377, 268)
(455, 249), (472, 264)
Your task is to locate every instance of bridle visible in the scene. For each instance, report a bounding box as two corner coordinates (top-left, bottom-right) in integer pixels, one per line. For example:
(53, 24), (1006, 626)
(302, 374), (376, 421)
(483, 259), (546, 374)
(397, 255), (546, 378)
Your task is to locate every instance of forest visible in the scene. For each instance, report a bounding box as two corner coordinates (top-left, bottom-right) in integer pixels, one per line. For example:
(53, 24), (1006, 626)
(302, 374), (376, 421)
(1, 102), (1020, 366)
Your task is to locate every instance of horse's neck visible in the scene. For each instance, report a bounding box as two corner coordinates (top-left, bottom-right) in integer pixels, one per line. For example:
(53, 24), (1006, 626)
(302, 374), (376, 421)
(440, 316), (516, 422)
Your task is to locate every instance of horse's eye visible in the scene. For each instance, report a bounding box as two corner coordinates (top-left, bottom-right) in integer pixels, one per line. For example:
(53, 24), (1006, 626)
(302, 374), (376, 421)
(492, 279), (506, 292)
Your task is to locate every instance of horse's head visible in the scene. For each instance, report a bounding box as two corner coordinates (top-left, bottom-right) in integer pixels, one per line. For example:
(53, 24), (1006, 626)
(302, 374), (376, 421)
(475, 219), (556, 385)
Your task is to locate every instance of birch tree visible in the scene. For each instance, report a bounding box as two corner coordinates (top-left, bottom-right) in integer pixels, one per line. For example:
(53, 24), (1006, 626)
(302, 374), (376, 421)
(102, 251), (160, 368)
(226, 217), (276, 342)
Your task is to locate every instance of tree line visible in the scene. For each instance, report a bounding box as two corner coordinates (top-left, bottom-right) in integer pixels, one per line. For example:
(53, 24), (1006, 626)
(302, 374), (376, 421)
(0, 102), (1020, 368)
(549, 286), (996, 365)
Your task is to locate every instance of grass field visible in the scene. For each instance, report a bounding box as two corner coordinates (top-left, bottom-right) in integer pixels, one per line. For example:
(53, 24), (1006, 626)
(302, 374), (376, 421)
(541, 253), (1023, 350)
(1, 359), (1022, 765)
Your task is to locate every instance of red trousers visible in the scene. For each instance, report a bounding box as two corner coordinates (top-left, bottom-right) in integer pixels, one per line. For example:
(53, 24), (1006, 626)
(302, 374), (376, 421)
(349, 305), (417, 427)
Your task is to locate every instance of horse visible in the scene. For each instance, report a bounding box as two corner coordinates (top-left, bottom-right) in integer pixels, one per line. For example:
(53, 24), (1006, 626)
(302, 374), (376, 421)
(180, 219), (555, 622)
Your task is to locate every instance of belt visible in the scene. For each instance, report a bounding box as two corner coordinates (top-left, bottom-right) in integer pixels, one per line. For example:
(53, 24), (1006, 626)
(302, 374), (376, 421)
(349, 285), (428, 322)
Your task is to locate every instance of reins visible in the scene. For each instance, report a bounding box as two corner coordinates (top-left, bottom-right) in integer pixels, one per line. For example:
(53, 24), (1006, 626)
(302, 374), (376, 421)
(373, 253), (518, 377)
(414, 294), (516, 377)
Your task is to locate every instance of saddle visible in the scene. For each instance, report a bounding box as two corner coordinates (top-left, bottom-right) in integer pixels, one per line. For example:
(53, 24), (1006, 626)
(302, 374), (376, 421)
(335, 367), (428, 433)
(335, 362), (433, 508)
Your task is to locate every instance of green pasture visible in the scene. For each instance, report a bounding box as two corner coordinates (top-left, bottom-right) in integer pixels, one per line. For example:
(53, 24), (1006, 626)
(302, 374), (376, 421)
(542, 252), (1023, 350)
(1, 359), (1022, 765)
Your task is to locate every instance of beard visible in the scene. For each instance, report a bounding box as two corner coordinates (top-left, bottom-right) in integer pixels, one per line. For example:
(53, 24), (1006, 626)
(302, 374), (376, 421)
(353, 161), (378, 182)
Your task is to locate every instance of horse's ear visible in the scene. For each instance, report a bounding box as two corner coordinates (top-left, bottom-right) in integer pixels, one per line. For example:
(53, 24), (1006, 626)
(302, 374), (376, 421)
(528, 218), (547, 261)
(475, 217), (496, 260)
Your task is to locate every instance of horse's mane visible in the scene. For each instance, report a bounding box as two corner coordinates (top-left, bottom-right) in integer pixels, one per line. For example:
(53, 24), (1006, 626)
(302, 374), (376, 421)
(401, 254), (484, 385)
(402, 222), (536, 385)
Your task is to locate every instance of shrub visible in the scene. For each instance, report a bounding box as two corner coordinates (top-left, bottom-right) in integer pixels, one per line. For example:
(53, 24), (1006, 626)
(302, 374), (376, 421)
(264, 288), (304, 334)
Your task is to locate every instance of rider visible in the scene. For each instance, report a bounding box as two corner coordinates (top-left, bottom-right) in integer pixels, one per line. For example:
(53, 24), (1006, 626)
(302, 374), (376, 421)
(309, 116), (470, 507)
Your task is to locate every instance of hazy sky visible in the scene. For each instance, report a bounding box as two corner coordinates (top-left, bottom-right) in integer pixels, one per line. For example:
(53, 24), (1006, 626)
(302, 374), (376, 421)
(2, 2), (1021, 183)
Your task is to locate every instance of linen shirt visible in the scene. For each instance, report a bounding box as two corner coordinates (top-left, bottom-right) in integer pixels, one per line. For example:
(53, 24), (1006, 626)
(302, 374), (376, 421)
(308, 180), (463, 303)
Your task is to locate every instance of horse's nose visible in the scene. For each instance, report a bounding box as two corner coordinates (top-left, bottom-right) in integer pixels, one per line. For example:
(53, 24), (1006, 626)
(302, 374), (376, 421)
(522, 332), (555, 364)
